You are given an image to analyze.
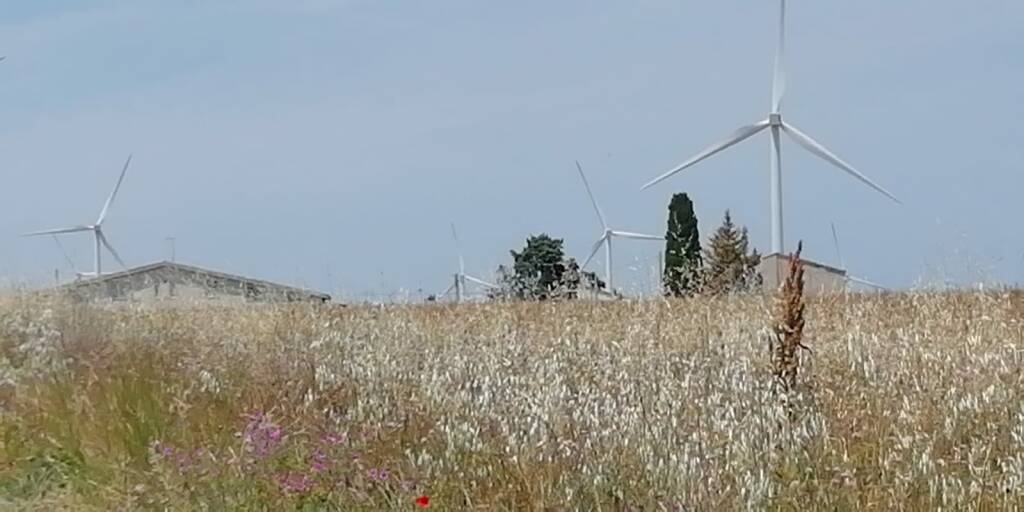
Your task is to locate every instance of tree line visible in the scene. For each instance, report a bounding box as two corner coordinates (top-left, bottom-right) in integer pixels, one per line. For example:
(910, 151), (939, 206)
(483, 192), (761, 300)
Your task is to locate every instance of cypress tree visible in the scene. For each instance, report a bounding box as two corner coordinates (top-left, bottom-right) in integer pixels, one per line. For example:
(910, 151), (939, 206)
(663, 193), (702, 297)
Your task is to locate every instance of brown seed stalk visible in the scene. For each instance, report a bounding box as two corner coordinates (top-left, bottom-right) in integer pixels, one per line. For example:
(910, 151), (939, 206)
(772, 241), (807, 392)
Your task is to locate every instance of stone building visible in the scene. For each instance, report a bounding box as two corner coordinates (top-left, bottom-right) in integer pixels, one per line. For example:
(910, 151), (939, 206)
(758, 253), (848, 296)
(62, 261), (330, 304)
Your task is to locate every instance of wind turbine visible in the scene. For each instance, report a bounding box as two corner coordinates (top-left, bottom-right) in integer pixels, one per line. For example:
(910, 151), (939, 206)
(51, 235), (79, 276)
(438, 223), (497, 302)
(830, 222), (887, 291)
(577, 161), (662, 293)
(24, 155), (133, 277)
(642, 0), (899, 255)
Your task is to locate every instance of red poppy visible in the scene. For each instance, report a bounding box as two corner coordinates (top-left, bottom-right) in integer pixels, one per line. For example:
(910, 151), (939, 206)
(415, 495), (430, 508)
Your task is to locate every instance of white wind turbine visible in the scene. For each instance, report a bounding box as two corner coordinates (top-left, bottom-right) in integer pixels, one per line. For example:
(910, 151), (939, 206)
(577, 161), (662, 293)
(642, 0), (899, 255)
(24, 155), (133, 277)
(438, 223), (497, 302)
(831, 222), (887, 291)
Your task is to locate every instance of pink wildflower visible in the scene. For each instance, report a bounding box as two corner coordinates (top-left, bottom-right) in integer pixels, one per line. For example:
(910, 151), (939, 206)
(241, 411), (284, 458)
(151, 440), (174, 458)
(277, 472), (314, 493)
(310, 449), (329, 473)
(367, 467), (390, 482)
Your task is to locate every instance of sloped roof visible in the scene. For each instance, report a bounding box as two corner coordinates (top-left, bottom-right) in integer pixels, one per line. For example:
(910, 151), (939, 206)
(760, 252), (847, 276)
(65, 261), (331, 302)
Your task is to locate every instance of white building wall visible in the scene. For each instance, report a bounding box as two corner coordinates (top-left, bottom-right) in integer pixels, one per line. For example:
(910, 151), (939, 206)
(759, 254), (847, 296)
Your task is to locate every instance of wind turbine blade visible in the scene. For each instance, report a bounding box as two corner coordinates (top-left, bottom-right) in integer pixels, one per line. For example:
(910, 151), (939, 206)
(610, 230), (663, 241)
(450, 223), (465, 274)
(439, 282), (455, 298)
(581, 236), (607, 269)
(772, 0), (787, 112)
(847, 275), (887, 291)
(782, 122), (901, 204)
(463, 275), (498, 289)
(97, 154), (132, 225)
(23, 226), (92, 237)
(97, 231), (127, 270)
(830, 222), (845, 269)
(52, 235), (79, 273)
(575, 160), (608, 230)
(642, 119), (771, 190)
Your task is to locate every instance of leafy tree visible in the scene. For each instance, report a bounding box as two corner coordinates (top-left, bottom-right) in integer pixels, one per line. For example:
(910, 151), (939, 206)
(702, 210), (762, 294)
(558, 258), (606, 299)
(663, 193), (702, 297)
(512, 234), (565, 299)
(494, 234), (604, 300)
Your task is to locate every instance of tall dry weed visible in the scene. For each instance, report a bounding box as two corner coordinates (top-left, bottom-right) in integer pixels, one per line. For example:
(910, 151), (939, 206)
(771, 241), (808, 393)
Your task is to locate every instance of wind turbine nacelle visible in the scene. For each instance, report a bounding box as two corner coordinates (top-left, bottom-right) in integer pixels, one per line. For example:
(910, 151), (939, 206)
(769, 113), (783, 126)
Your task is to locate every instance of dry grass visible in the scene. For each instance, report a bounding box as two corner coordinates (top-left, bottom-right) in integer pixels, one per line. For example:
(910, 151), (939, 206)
(1, 290), (1024, 510)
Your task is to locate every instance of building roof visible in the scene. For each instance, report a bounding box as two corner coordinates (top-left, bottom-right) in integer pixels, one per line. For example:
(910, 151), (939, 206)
(761, 252), (847, 276)
(64, 261), (331, 302)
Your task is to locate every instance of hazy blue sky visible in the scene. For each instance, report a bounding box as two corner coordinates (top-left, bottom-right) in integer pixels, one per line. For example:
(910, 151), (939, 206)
(1, 1), (1022, 298)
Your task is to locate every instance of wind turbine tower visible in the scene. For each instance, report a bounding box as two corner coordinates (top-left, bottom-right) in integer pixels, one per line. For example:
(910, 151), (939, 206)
(439, 223), (497, 302)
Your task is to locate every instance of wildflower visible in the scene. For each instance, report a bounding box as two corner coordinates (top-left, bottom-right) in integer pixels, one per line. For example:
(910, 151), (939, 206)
(241, 411), (284, 458)
(151, 440), (173, 458)
(321, 432), (347, 446)
(277, 472), (314, 494)
(175, 451), (195, 474)
(310, 449), (329, 473)
(415, 495), (430, 508)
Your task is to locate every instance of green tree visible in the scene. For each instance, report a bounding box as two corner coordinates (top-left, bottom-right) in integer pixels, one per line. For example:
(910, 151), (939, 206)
(494, 234), (604, 300)
(703, 210), (762, 294)
(558, 258), (606, 299)
(663, 193), (702, 297)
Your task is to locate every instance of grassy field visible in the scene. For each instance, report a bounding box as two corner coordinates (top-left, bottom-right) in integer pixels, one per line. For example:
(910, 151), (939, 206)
(1, 290), (1023, 510)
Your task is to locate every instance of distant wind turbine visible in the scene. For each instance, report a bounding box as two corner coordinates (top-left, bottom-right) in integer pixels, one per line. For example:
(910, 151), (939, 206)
(831, 222), (886, 291)
(24, 155), (133, 277)
(51, 235), (79, 276)
(642, 0), (899, 255)
(576, 161), (662, 292)
(438, 223), (497, 302)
